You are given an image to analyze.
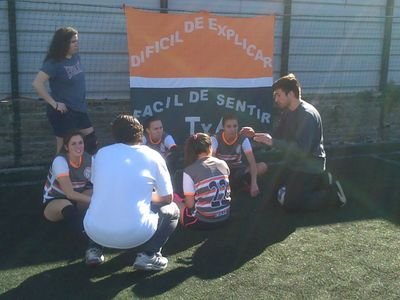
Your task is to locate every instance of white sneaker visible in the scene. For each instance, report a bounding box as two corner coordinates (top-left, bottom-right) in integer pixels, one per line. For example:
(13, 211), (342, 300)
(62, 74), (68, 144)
(335, 180), (347, 207)
(277, 186), (286, 206)
(133, 252), (168, 271)
(85, 247), (105, 266)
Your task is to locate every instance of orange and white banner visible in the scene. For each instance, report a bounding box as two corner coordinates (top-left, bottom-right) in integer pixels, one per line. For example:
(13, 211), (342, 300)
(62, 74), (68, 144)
(126, 7), (274, 87)
(125, 6), (275, 141)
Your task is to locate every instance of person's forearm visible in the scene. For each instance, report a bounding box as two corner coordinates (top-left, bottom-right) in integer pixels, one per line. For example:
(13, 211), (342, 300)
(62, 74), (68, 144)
(250, 163), (258, 186)
(184, 197), (195, 209)
(152, 193), (173, 204)
(33, 81), (57, 109)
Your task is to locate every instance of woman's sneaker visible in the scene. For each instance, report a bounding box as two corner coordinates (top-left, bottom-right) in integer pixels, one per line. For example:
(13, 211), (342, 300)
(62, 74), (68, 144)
(85, 246), (105, 266)
(133, 252), (168, 271)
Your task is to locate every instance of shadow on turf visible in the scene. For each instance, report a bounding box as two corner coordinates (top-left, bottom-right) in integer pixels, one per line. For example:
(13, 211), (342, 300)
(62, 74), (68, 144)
(1, 189), (297, 300)
(131, 192), (370, 297)
(132, 190), (297, 297)
(0, 253), (155, 300)
(132, 155), (400, 297)
(1, 156), (399, 298)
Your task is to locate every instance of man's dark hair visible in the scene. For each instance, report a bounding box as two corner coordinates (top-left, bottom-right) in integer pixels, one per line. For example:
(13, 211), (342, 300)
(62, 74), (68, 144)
(272, 73), (301, 99)
(222, 113), (238, 126)
(111, 114), (143, 144)
(143, 116), (161, 130)
(45, 27), (78, 62)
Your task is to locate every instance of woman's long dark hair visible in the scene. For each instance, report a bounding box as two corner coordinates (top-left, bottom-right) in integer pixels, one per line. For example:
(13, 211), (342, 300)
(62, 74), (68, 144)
(184, 133), (211, 167)
(44, 27), (78, 62)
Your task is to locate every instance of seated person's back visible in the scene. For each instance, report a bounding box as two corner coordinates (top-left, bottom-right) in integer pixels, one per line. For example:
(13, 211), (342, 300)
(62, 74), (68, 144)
(174, 133), (231, 230)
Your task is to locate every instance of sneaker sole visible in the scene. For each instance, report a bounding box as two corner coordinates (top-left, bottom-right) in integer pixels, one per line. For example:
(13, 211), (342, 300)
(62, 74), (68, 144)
(133, 263), (167, 271)
(86, 260), (104, 266)
(85, 256), (105, 266)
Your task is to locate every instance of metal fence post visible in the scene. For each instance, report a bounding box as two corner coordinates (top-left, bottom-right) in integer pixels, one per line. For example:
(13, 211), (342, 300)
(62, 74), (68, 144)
(280, 0), (292, 77)
(160, 0), (168, 13)
(7, 0), (21, 166)
(379, 0), (394, 92)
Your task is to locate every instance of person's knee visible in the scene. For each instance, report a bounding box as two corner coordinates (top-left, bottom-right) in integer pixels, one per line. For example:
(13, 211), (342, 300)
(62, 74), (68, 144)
(159, 202), (180, 220)
(84, 131), (98, 155)
(43, 209), (61, 222)
(43, 200), (73, 222)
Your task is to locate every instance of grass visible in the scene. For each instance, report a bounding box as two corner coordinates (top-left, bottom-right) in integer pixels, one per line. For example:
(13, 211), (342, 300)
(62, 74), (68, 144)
(0, 152), (399, 299)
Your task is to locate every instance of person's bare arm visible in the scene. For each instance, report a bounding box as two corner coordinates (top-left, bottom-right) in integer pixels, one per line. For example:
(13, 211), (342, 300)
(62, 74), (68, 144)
(184, 194), (195, 209)
(239, 127), (255, 138)
(244, 151), (260, 197)
(152, 192), (173, 204)
(32, 71), (68, 113)
(57, 176), (90, 205)
(254, 133), (273, 146)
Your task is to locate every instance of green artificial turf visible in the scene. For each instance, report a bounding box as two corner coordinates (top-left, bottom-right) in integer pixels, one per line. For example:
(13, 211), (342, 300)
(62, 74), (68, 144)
(0, 154), (399, 299)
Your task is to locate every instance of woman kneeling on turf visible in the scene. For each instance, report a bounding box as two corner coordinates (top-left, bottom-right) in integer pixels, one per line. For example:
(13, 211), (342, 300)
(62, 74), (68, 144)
(43, 131), (103, 265)
(174, 133), (231, 229)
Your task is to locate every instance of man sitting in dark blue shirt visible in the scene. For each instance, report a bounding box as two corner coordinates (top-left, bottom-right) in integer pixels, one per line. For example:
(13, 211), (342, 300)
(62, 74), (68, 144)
(241, 73), (346, 212)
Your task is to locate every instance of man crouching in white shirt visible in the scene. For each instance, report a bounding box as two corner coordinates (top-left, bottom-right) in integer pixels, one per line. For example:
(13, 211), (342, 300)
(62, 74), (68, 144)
(84, 114), (179, 271)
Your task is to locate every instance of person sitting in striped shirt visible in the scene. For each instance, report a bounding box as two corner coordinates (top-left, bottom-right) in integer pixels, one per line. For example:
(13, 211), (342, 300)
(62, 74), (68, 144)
(42, 130), (104, 266)
(174, 133), (231, 230)
(142, 116), (179, 174)
(211, 113), (267, 197)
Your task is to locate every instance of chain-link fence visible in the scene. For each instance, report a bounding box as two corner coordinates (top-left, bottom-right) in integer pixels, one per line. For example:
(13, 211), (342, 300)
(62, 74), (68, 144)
(0, 0), (399, 101)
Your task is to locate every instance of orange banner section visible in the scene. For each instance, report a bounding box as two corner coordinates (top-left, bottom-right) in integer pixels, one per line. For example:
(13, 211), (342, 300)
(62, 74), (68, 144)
(125, 7), (274, 79)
